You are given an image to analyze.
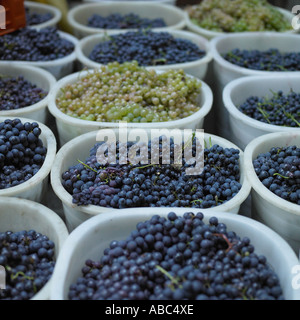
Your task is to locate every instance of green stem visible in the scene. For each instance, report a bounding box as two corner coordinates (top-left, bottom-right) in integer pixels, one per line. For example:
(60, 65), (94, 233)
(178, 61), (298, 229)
(190, 199), (203, 204)
(10, 271), (34, 281)
(152, 58), (167, 65)
(273, 173), (289, 179)
(209, 136), (213, 148)
(257, 106), (271, 124)
(155, 265), (182, 288)
(134, 163), (156, 170)
(204, 136), (213, 149)
(215, 195), (223, 205)
(77, 159), (98, 173)
(283, 111), (300, 127)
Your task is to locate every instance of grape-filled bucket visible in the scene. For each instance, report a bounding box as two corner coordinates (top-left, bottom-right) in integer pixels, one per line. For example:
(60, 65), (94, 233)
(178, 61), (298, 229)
(76, 29), (212, 80)
(0, 31), (78, 80)
(0, 197), (68, 300)
(25, 0), (62, 30)
(244, 132), (300, 252)
(50, 208), (300, 300)
(210, 32), (300, 140)
(68, 2), (186, 39)
(223, 74), (300, 150)
(50, 130), (251, 231)
(0, 64), (56, 124)
(0, 116), (56, 203)
(48, 67), (213, 146)
(185, 6), (296, 40)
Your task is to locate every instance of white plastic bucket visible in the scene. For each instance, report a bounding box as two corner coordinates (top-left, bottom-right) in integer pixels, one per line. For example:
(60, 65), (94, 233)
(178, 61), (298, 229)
(47, 69), (213, 146)
(0, 32), (78, 80)
(184, 7), (298, 40)
(244, 131), (300, 253)
(0, 64), (56, 124)
(0, 116), (57, 203)
(76, 29), (212, 79)
(0, 196), (69, 300)
(25, 0), (62, 29)
(49, 207), (300, 300)
(67, 2), (186, 39)
(210, 32), (300, 140)
(83, 0), (176, 4)
(223, 74), (300, 150)
(50, 130), (251, 231)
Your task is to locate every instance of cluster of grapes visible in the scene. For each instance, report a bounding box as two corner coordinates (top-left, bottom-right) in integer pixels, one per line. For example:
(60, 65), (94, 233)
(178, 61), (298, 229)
(186, 0), (291, 32)
(88, 30), (206, 66)
(253, 145), (300, 205)
(0, 119), (47, 190)
(25, 7), (53, 26)
(0, 229), (55, 300)
(222, 48), (300, 71)
(239, 90), (300, 127)
(69, 211), (284, 300)
(61, 136), (242, 209)
(0, 76), (47, 111)
(0, 27), (74, 61)
(87, 12), (166, 29)
(56, 61), (202, 122)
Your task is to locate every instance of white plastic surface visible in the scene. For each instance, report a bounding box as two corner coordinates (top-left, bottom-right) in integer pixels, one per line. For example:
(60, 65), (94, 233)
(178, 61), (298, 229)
(223, 74), (300, 150)
(210, 32), (300, 140)
(49, 207), (300, 300)
(244, 132), (300, 253)
(0, 32), (78, 80)
(25, 1), (62, 29)
(0, 116), (57, 203)
(67, 2), (186, 38)
(0, 197), (69, 300)
(0, 64), (56, 123)
(185, 7), (298, 40)
(50, 130), (251, 231)
(76, 29), (212, 79)
(47, 69), (213, 146)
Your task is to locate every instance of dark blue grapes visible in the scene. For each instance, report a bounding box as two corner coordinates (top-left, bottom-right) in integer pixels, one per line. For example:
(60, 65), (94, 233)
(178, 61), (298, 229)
(89, 30), (206, 66)
(68, 212), (284, 300)
(0, 229), (55, 300)
(25, 7), (53, 26)
(0, 27), (74, 61)
(87, 13), (166, 29)
(0, 119), (47, 189)
(61, 136), (242, 209)
(239, 90), (300, 127)
(0, 76), (47, 111)
(253, 145), (300, 205)
(223, 48), (300, 71)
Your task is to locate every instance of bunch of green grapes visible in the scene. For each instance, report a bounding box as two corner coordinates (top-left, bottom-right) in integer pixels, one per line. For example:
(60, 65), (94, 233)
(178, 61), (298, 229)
(186, 0), (292, 32)
(56, 61), (202, 123)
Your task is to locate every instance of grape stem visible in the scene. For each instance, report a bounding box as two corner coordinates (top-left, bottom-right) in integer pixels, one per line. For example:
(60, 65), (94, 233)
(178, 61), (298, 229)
(273, 173), (289, 179)
(155, 265), (183, 289)
(212, 233), (235, 253)
(77, 159), (97, 173)
(10, 271), (34, 281)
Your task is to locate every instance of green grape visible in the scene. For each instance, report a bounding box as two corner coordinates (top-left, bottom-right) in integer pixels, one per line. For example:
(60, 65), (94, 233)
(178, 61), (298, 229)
(56, 61), (203, 123)
(186, 0), (292, 32)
